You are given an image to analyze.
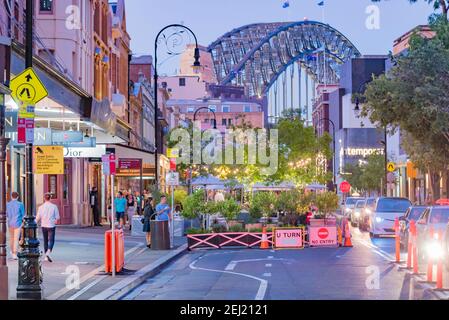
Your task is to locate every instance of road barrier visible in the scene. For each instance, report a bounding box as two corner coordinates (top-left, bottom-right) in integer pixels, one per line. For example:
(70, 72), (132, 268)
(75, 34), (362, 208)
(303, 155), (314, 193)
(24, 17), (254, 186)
(407, 220), (414, 269)
(436, 230), (444, 290)
(410, 220), (419, 275)
(105, 229), (125, 274)
(187, 232), (274, 250)
(343, 218), (353, 247)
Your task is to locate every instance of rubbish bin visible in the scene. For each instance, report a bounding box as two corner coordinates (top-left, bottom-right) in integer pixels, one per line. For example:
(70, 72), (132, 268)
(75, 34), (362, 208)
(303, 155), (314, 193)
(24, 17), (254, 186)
(150, 220), (170, 250)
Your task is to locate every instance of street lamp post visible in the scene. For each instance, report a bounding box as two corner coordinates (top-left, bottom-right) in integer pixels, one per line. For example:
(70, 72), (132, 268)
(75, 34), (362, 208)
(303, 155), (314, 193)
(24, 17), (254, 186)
(154, 24), (201, 190)
(17, 0), (42, 299)
(316, 118), (336, 191)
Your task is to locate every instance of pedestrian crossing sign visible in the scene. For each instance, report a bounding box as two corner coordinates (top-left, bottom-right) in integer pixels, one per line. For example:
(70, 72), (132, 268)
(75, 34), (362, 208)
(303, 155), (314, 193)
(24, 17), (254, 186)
(10, 68), (48, 107)
(387, 162), (396, 172)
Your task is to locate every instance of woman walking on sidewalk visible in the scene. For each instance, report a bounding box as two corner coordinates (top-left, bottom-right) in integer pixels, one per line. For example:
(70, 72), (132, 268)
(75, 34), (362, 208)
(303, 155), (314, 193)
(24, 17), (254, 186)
(126, 193), (136, 231)
(142, 197), (155, 248)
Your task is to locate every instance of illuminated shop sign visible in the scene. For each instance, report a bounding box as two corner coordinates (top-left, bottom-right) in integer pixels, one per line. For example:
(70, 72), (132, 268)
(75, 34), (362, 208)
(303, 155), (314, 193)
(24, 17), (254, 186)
(344, 148), (384, 158)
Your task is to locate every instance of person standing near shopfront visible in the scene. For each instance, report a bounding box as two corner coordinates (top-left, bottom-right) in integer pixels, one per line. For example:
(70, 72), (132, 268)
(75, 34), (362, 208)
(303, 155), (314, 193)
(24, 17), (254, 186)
(126, 193), (136, 231)
(90, 187), (101, 227)
(114, 191), (127, 228)
(36, 194), (60, 263)
(142, 197), (155, 248)
(155, 195), (171, 222)
(6, 192), (25, 260)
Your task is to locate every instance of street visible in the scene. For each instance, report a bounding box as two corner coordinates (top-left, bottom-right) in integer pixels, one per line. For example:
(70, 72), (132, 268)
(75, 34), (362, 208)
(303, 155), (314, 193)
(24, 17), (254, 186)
(123, 228), (441, 300)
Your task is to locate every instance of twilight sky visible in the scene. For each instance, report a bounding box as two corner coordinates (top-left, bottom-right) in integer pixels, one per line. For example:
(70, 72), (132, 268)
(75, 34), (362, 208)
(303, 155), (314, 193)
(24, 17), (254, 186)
(126, 0), (434, 75)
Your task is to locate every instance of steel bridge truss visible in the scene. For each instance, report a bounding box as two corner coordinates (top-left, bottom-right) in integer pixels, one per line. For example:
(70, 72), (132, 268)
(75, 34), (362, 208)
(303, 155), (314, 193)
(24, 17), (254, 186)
(208, 21), (361, 98)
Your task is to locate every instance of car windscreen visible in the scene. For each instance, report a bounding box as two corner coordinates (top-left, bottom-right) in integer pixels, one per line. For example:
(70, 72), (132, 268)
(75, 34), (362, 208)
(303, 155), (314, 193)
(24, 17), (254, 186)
(429, 208), (449, 224)
(345, 198), (360, 205)
(356, 201), (365, 208)
(366, 199), (376, 207)
(376, 199), (411, 213)
(408, 207), (426, 221)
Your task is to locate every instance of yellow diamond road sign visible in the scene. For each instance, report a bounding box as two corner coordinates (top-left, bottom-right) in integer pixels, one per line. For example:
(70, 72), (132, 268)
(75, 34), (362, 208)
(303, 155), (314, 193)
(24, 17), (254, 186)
(387, 162), (396, 172)
(10, 68), (48, 106)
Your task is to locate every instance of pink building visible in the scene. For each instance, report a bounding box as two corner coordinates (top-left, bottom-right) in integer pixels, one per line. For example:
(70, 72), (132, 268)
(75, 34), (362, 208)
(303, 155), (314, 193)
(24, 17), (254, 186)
(168, 99), (265, 133)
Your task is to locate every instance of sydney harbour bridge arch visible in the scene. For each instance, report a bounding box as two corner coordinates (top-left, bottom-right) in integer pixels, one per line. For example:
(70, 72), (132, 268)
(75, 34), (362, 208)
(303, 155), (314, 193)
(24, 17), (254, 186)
(208, 21), (361, 125)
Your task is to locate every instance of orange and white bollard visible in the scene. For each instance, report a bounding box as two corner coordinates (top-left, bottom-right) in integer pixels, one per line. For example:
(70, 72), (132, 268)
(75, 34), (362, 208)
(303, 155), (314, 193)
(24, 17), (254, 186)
(410, 220), (419, 275)
(394, 217), (401, 263)
(436, 230), (444, 290)
(426, 226), (434, 283)
(406, 220), (414, 269)
(260, 227), (269, 249)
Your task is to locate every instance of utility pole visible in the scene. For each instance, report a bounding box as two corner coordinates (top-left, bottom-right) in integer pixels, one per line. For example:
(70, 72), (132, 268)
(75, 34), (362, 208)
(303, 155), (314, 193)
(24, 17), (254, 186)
(0, 36), (12, 300)
(17, 0), (42, 300)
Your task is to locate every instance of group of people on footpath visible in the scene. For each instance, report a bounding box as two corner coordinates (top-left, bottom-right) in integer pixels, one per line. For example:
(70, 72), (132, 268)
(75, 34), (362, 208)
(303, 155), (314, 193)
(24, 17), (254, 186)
(6, 192), (60, 263)
(112, 190), (145, 230)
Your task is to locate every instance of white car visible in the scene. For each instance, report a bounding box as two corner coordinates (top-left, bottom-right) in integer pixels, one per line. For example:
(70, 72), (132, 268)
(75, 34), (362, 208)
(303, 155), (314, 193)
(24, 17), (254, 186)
(369, 197), (412, 238)
(342, 197), (364, 219)
(350, 200), (366, 228)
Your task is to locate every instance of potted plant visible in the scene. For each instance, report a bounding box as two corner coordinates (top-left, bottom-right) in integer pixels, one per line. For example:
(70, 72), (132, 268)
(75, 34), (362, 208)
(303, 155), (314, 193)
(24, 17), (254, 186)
(248, 192), (276, 230)
(314, 191), (339, 225)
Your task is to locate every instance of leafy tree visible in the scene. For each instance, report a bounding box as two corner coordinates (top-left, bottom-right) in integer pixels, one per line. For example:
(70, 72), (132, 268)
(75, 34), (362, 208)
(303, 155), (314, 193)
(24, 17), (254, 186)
(219, 198), (241, 221)
(315, 192), (340, 218)
(361, 17), (449, 202)
(181, 189), (206, 223)
(249, 192), (276, 220)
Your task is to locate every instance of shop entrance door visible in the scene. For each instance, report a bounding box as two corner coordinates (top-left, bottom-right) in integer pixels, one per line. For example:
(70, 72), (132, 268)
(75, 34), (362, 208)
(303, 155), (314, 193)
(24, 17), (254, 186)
(45, 160), (73, 225)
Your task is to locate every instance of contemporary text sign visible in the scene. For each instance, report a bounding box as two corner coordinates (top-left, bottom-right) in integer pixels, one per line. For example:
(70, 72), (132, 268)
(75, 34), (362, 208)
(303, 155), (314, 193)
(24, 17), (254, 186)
(33, 146), (64, 175)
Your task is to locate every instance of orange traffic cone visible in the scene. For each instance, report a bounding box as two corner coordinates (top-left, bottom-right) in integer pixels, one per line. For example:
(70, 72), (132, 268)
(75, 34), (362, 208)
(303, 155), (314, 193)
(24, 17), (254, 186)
(260, 227), (270, 249)
(343, 219), (353, 247)
(337, 225), (343, 247)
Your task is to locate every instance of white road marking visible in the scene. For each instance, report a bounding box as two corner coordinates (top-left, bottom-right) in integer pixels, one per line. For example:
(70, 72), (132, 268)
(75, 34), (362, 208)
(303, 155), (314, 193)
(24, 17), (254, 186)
(263, 273), (272, 277)
(69, 242), (90, 246)
(224, 258), (290, 271)
(49, 243), (143, 300)
(67, 276), (108, 301)
(268, 256), (274, 259)
(189, 258), (268, 300)
(265, 264), (272, 268)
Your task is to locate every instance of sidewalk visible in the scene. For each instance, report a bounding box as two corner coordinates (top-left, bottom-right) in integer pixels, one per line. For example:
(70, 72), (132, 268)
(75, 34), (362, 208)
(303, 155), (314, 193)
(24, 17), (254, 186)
(6, 225), (187, 300)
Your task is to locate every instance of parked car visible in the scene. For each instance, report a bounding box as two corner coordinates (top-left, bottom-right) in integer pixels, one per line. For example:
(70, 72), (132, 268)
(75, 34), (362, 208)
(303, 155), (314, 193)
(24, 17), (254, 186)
(368, 197), (412, 238)
(398, 206), (427, 251)
(342, 197), (364, 219)
(350, 200), (366, 227)
(415, 206), (449, 263)
(359, 198), (377, 231)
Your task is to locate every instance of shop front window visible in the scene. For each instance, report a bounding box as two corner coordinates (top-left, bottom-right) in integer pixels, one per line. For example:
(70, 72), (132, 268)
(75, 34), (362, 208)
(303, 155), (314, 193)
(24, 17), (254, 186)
(63, 163), (69, 200)
(48, 175), (57, 197)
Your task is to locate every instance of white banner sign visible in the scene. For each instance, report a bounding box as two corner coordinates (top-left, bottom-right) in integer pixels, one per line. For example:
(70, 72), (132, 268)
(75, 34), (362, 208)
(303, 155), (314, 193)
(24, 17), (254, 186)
(64, 145), (106, 158)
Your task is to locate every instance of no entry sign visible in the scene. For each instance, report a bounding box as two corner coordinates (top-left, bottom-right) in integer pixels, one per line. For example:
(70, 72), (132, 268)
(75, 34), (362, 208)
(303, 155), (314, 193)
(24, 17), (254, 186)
(340, 181), (351, 193)
(274, 228), (304, 249)
(309, 226), (338, 247)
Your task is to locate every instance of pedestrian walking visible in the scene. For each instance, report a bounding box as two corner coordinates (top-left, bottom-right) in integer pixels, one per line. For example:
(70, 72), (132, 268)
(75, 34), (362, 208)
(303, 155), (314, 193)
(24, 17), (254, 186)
(114, 191), (127, 228)
(90, 186), (101, 226)
(126, 193), (136, 230)
(36, 193), (60, 262)
(155, 195), (171, 222)
(6, 192), (24, 260)
(142, 197), (155, 248)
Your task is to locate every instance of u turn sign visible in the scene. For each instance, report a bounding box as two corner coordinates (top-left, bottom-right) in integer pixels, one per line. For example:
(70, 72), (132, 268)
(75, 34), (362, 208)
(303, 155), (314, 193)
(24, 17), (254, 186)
(274, 228), (304, 249)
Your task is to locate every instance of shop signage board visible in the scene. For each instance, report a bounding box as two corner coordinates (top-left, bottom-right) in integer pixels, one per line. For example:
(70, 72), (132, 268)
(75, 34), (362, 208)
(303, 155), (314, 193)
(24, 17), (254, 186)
(118, 159), (142, 175)
(33, 146), (64, 175)
(109, 153), (116, 175)
(64, 145), (106, 158)
(274, 228), (304, 249)
(308, 226), (338, 247)
(167, 148), (179, 159)
(170, 158), (177, 171)
(52, 131), (84, 144)
(166, 172), (180, 186)
(102, 155), (110, 176)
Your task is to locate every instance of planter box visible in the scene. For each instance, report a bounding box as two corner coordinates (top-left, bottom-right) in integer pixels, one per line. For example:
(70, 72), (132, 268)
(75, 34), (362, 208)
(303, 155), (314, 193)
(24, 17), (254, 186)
(187, 232), (274, 250)
(309, 218), (337, 227)
(246, 223), (262, 231)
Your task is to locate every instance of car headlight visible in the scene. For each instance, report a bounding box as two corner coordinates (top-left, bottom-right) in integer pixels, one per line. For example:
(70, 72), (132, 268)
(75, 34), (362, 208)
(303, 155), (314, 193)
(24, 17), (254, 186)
(355, 211), (361, 218)
(365, 209), (372, 215)
(375, 217), (383, 223)
(345, 208), (352, 213)
(426, 241), (444, 260)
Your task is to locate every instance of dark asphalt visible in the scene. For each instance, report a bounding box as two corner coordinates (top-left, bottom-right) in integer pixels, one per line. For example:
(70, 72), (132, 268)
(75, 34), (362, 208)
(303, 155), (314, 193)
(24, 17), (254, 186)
(122, 226), (444, 300)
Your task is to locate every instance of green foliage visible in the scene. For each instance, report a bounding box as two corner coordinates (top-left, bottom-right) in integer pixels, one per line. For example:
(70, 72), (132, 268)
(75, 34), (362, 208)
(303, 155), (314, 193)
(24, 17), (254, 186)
(181, 189), (206, 220)
(211, 223), (227, 233)
(186, 228), (208, 235)
(315, 192), (340, 216)
(249, 192), (276, 219)
(173, 189), (188, 206)
(341, 152), (385, 194)
(148, 185), (162, 204)
(229, 224), (245, 232)
(219, 198), (241, 220)
(362, 17), (449, 201)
